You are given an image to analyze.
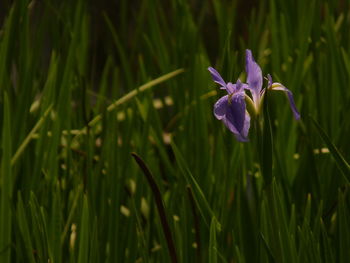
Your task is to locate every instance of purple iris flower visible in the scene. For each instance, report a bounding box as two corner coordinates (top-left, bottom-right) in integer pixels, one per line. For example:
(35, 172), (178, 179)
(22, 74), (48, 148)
(209, 49), (300, 142)
(208, 67), (250, 142)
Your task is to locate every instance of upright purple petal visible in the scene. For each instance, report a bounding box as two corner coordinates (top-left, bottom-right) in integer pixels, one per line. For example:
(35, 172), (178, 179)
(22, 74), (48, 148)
(213, 95), (229, 120)
(245, 50), (263, 103)
(235, 79), (243, 92)
(224, 92), (250, 141)
(272, 84), (301, 120)
(208, 67), (227, 88)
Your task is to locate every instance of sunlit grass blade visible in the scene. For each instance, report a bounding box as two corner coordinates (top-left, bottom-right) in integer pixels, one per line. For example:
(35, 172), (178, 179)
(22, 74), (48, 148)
(74, 68), (184, 137)
(11, 104), (53, 166)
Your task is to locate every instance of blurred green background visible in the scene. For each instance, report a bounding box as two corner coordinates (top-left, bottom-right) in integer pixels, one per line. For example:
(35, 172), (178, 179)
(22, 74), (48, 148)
(0, 0), (350, 262)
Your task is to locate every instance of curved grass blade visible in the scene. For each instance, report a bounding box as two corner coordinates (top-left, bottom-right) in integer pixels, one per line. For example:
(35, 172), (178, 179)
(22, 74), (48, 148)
(310, 116), (350, 182)
(131, 152), (178, 263)
(75, 68), (184, 137)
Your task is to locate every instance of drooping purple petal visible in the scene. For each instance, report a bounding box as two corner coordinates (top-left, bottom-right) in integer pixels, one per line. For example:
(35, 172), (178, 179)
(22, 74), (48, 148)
(224, 92), (250, 141)
(271, 84), (301, 120)
(208, 67), (227, 88)
(222, 117), (239, 135)
(213, 95), (229, 120)
(227, 93), (246, 132)
(245, 50), (263, 103)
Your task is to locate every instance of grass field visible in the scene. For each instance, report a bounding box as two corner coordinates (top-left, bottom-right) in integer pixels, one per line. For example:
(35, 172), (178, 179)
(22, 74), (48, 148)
(1, 0), (350, 262)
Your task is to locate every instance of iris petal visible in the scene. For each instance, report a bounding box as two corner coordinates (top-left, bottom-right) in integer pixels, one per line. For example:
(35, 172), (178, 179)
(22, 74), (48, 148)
(272, 84), (301, 120)
(208, 67), (227, 88)
(213, 95), (228, 120)
(245, 50), (263, 103)
(223, 117), (239, 137)
(224, 92), (250, 141)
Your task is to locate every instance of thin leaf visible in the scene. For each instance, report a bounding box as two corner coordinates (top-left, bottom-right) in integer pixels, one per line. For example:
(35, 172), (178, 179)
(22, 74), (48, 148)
(310, 116), (350, 182)
(0, 92), (12, 263)
(78, 195), (90, 263)
(16, 192), (36, 263)
(209, 217), (218, 263)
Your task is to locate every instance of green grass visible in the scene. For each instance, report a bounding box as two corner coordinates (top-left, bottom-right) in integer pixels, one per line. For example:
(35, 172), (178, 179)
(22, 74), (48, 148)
(1, 0), (350, 262)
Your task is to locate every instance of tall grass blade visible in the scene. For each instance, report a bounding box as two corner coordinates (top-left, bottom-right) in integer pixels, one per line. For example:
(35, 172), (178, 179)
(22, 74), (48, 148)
(0, 5), (15, 94)
(0, 92), (12, 263)
(209, 217), (218, 263)
(78, 195), (90, 263)
(262, 89), (273, 185)
(338, 189), (350, 263)
(186, 185), (202, 263)
(16, 192), (36, 263)
(170, 141), (217, 228)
